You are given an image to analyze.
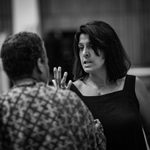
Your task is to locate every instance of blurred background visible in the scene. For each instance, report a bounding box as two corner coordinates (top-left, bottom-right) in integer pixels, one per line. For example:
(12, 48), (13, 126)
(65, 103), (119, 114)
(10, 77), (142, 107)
(0, 0), (150, 93)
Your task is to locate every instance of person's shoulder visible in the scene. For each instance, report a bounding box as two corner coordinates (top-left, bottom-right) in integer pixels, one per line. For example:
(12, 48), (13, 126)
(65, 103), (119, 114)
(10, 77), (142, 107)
(46, 84), (81, 102)
(134, 76), (150, 102)
(135, 76), (147, 92)
(45, 85), (91, 117)
(73, 79), (83, 89)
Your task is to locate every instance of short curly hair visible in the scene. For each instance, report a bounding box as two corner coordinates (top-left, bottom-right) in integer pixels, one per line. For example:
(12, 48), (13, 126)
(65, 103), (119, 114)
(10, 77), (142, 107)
(0, 32), (44, 82)
(73, 21), (131, 82)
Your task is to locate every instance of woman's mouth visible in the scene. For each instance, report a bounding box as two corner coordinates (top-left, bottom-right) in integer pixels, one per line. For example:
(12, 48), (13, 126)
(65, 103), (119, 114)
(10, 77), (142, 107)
(83, 60), (92, 66)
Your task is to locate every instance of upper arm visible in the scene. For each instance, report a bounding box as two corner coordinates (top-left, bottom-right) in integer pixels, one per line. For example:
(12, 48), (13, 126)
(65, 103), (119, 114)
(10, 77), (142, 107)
(135, 77), (150, 123)
(135, 77), (150, 144)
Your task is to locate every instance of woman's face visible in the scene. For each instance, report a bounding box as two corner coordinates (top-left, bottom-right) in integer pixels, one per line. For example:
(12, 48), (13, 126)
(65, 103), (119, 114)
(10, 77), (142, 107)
(78, 33), (105, 74)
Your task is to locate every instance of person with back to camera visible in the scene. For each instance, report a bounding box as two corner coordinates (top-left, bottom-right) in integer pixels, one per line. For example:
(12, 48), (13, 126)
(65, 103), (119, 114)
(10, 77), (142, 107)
(52, 20), (150, 150)
(0, 31), (106, 150)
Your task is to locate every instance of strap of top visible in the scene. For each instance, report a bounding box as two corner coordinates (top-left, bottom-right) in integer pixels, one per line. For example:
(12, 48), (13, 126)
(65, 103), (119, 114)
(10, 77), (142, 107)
(70, 84), (82, 97)
(71, 75), (138, 100)
(123, 75), (136, 97)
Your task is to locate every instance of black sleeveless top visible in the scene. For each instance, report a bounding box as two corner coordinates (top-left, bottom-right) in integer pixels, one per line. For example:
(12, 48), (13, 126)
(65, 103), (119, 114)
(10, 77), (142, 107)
(70, 75), (147, 150)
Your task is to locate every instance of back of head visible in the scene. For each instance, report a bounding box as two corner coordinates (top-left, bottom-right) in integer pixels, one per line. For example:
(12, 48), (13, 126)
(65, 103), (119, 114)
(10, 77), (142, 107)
(73, 20), (131, 82)
(0, 32), (44, 82)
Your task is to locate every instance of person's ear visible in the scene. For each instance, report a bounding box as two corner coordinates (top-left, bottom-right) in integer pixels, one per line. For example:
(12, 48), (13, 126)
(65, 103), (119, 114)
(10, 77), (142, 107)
(37, 58), (44, 73)
(98, 50), (105, 59)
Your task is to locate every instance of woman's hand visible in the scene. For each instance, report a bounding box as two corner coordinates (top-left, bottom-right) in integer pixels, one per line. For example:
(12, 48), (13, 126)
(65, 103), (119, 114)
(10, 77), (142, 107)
(52, 66), (72, 89)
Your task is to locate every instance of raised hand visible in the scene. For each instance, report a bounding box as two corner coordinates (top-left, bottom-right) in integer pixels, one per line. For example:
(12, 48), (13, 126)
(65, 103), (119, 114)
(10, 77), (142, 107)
(52, 66), (72, 89)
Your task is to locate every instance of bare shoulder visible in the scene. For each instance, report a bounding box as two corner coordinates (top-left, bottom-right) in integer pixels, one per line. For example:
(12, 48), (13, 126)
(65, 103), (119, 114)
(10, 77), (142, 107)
(135, 76), (150, 104)
(135, 77), (148, 96)
(73, 80), (84, 90)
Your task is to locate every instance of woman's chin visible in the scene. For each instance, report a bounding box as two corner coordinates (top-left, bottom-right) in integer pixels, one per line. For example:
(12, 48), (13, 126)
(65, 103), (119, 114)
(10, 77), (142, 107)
(84, 68), (94, 73)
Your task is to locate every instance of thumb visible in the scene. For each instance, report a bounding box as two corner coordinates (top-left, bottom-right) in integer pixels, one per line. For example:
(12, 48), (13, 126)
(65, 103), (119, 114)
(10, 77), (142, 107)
(66, 80), (72, 89)
(52, 79), (57, 88)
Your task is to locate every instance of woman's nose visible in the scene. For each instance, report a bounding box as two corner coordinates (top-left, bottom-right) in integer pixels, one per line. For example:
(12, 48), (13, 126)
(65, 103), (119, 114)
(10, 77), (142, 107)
(83, 48), (90, 58)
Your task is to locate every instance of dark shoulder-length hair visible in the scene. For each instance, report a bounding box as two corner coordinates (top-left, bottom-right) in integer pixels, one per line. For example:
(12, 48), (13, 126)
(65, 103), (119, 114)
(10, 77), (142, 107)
(73, 20), (131, 82)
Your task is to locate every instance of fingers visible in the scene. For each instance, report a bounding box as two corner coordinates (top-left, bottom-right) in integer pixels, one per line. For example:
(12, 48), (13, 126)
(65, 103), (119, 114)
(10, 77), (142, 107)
(61, 72), (72, 89)
(61, 72), (67, 87)
(53, 66), (71, 89)
(66, 80), (72, 89)
(52, 79), (57, 88)
(53, 67), (57, 84)
(57, 67), (61, 87)
(53, 66), (61, 88)
(94, 119), (102, 131)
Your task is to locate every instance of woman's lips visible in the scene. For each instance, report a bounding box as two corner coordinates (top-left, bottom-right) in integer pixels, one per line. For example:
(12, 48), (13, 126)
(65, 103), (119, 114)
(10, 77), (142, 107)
(83, 61), (92, 66)
(84, 60), (91, 64)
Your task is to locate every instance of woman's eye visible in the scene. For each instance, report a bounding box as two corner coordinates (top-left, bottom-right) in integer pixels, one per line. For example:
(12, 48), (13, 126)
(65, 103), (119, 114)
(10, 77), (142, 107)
(78, 46), (84, 51)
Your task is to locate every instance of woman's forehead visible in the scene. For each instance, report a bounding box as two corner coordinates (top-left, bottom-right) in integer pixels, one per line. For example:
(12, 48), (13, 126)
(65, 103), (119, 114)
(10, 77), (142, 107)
(79, 34), (90, 44)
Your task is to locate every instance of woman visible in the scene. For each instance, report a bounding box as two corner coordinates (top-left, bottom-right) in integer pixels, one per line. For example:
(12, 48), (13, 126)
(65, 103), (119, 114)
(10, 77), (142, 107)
(53, 20), (150, 150)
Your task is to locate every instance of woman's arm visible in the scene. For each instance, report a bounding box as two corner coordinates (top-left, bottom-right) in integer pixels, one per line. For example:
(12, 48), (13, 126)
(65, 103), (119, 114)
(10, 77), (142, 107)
(135, 77), (150, 147)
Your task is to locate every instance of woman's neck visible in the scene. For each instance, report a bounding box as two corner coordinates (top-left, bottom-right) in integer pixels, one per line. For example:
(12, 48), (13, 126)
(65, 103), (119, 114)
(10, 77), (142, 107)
(86, 76), (106, 89)
(86, 69), (110, 88)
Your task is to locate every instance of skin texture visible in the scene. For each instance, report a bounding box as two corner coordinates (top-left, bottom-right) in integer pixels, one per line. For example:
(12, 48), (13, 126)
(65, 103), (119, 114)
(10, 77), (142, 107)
(78, 34), (105, 75)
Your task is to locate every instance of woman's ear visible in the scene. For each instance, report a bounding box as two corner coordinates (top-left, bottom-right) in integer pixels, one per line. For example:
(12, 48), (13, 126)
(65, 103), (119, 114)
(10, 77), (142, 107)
(98, 50), (105, 59)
